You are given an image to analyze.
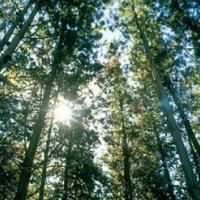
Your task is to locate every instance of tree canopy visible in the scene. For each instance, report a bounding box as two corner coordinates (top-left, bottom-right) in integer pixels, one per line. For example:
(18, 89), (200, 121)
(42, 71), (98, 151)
(0, 0), (200, 199)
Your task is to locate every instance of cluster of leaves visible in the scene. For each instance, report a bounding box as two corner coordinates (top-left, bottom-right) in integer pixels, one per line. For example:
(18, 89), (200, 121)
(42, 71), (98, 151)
(1, 0), (200, 199)
(0, 0), (110, 199)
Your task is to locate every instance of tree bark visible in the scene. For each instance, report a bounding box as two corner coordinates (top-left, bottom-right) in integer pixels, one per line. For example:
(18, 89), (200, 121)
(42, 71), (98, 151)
(119, 99), (133, 200)
(38, 80), (61, 200)
(132, 3), (200, 199)
(14, 81), (53, 200)
(155, 126), (176, 200)
(189, 139), (200, 179)
(63, 139), (72, 200)
(0, 0), (34, 52)
(38, 115), (54, 200)
(0, 2), (39, 70)
(165, 77), (200, 158)
(14, 23), (66, 200)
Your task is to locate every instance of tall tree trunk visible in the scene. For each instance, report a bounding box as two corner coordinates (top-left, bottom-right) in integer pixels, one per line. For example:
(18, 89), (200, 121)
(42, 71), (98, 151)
(38, 114), (54, 200)
(119, 99), (133, 200)
(0, 2), (39, 70)
(132, 3), (200, 199)
(0, 0), (34, 52)
(14, 80), (53, 200)
(23, 85), (37, 154)
(164, 76), (200, 176)
(164, 77), (200, 158)
(189, 139), (200, 179)
(155, 126), (176, 200)
(14, 24), (66, 200)
(38, 81), (61, 200)
(63, 139), (72, 200)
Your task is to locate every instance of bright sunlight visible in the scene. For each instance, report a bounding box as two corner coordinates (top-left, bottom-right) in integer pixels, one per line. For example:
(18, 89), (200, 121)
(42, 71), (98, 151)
(54, 100), (72, 125)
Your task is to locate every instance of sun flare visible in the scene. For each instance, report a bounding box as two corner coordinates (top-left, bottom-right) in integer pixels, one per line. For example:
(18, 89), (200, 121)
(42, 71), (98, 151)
(54, 103), (72, 125)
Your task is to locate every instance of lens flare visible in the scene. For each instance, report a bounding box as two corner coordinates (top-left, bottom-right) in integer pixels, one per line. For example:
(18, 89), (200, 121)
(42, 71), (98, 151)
(54, 103), (72, 125)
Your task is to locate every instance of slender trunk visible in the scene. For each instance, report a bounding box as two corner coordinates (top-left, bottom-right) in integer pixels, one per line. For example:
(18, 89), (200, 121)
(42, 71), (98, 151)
(0, 0), (34, 52)
(14, 80), (53, 200)
(38, 81), (61, 200)
(63, 139), (72, 200)
(14, 25), (65, 200)
(119, 99), (133, 200)
(165, 77), (200, 158)
(132, 3), (200, 199)
(155, 126), (176, 200)
(189, 139), (200, 179)
(38, 115), (54, 200)
(0, 2), (39, 70)
(23, 85), (37, 155)
(164, 77), (200, 175)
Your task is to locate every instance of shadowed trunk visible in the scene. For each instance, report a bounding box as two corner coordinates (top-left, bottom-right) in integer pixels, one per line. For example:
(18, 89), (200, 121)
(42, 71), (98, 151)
(38, 114), (54, 200)
(119, 98), (133, 200)
(164, 76), (200, 177)
(14, 22), (66, 200)
(38, 77), (61, 200)
(132, 2), (200, 199)
(0, 0), (34, 52)
(63, 138), (72, 200)
(164, 77), (200, 158)
(0, 2), (40, 70)
(189, 139), (200, 178)
(155, 126), (176, 200)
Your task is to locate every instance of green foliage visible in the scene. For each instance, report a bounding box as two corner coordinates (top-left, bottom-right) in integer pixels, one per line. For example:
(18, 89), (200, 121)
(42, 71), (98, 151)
(1, 0), (200, 199)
